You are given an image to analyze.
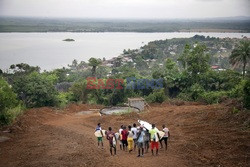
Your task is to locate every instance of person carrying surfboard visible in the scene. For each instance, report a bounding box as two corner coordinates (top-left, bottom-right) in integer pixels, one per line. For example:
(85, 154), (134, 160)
(95, 123), (104, 149)
(127, 125), (134, 153)
(131, 123), (138, 151)
(149, 124), (160, 156)
(160, 124), (170, 150)
(119, 125), (123, 150)
(106, 127), (117, 156)
(136, 126), (145, 157)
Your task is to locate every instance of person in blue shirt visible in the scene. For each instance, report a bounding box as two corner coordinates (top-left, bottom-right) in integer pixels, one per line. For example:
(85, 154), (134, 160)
(136, 126), (145, 157)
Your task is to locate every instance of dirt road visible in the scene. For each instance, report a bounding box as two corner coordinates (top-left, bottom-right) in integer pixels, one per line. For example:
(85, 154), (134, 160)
(0, 103), (249, 167)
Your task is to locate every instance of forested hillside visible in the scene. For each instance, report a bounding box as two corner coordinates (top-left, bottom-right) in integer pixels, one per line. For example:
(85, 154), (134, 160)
(1, 35), (249, 125)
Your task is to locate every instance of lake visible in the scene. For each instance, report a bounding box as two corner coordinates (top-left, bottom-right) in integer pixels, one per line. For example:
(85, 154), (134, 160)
(0, 32), (249, 71)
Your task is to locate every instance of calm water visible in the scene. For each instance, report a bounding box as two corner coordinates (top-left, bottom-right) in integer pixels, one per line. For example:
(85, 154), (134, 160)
(0, 32), (249, 71)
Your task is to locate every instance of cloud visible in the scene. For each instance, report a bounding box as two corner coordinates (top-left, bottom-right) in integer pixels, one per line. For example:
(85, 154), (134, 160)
(0, 0), (249, 18)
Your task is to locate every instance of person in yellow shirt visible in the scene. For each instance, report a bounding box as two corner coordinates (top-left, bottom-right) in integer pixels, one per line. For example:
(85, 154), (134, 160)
(127, 125), (134, 153)
(149, 124), (160, 156)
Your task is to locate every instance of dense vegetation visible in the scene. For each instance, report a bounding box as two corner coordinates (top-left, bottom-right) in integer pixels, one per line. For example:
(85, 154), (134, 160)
(0, 35), (249, 125)
(0, 17), (250, 32)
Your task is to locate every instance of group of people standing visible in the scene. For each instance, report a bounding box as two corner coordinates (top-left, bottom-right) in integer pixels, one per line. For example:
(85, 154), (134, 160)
(95, 122), (170, 157)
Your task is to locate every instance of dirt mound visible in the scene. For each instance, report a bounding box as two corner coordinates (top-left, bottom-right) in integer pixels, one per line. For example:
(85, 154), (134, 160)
(65, 103), (103, 113)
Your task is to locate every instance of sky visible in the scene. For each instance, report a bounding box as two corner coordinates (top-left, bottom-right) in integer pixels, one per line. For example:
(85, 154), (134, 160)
(0, 0), (249, 19)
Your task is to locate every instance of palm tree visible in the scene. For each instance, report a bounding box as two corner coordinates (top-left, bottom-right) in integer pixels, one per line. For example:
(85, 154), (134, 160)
(88, 58), (102, 77)
(229, 40), (250, 79)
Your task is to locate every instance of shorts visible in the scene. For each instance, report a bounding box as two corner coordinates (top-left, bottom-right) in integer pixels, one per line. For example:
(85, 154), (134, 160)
(122, 140), (128, 146)
(151, 141), (159, 149)
(97, 137), (103, 142)
(133, 138), (137, 144)
(137, 142), (145, 148)
(160, 137), (168, 142)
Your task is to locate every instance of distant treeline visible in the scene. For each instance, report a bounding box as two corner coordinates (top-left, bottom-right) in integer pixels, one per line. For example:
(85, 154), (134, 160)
(0, 17), (250, 32)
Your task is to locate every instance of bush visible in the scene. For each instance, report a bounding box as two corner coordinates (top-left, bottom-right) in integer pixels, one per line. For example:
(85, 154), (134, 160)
(199, 91), (228, 104)
(145, 89), (167, 103)
(0, 77), (19, 111)
(177, 92), (192, 101)
(69, 81), (88, 103)
(0, 105), (23, 125)
(56, 92), (73, 108)
(227, 80), (245, 98)
(243, 79), (250, 109)
(189, 84), (205, 100)
(0, 77), (21, 125)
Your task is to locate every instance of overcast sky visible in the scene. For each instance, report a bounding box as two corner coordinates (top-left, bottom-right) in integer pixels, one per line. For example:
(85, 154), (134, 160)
(0, 0), (249, 19)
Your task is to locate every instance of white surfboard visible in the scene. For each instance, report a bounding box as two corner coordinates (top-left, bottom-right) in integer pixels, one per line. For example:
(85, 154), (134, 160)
(138, 120), (156, 131)
(158, 131), (165, 140)
(94, 130), (106, 137)
(112, 137), (116, 146)
(138, 120), (165, 141)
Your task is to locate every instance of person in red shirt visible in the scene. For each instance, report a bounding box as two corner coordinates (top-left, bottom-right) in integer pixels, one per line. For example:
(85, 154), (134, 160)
(106, 127), (117, 156)
(121, 126), (128, 151)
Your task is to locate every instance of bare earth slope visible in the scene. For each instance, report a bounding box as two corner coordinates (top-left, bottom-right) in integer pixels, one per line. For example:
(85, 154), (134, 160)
(0, 103), (249, 167)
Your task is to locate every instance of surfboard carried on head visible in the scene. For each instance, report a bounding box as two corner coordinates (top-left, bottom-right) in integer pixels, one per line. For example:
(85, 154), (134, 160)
(94, 130), (106, 137)
(138, 120), (165, 141)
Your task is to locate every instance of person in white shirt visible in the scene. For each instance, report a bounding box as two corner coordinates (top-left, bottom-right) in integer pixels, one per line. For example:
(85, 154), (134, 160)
(118, 125), (123, 150)
(160, 124), (170, 150)
(131, 123), (138, 151)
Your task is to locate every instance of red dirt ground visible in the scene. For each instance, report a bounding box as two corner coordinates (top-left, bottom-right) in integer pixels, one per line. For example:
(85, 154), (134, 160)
(0, 103), (249, 167)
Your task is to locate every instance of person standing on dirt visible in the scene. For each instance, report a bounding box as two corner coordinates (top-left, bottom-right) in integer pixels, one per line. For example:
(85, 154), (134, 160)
(149, 124), (160, 156)
(131, 123), (138, 151)
(160, 124), (170, 150)
(121, 126), (128, 151)
(136, 126), (145, 157)
(95, 123), (104, 149)
(119, 125), (123, 150)
(106, 127), (117, 156)
(127, 125), (134, 153)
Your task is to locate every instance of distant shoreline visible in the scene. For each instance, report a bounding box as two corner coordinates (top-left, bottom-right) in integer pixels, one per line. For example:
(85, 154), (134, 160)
(1, 18), (249, 33)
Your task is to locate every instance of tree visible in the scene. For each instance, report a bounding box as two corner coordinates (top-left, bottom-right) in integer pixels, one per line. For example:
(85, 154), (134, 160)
(13, 72), (58, 107)
(229, 40), (250, 79)
(68, 59), (78, 70)
(164, 58), (180, 97)
(0, 69), (3, 75)
(186, 44), (210, 82)
(88, 58), (102, 77)
(9, 63), (40, 74)
(178, 44), (191, 70)
(164, 58), (179, 86)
